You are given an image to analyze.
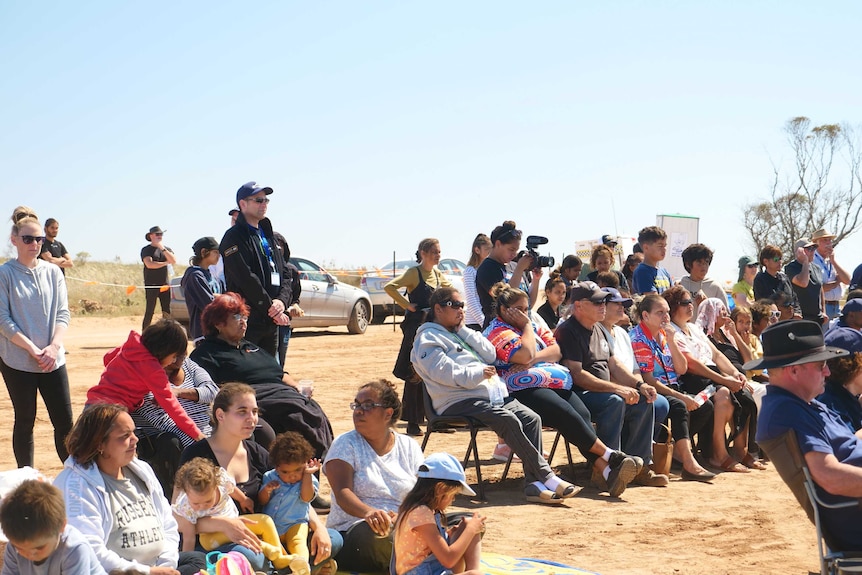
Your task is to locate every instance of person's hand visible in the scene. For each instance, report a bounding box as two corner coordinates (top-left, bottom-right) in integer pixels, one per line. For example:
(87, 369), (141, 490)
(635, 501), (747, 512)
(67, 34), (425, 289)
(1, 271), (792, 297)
(364, 508), (394, 536)
(614, 385), (640, 405)
(35, 343), (60, 372)
(500, 306), (530, 331)
(305, 458), (321, 475)
(483, 366), (497, 379)
(309, 523), (333, 564)
(462, 512), (486, 536)
(289, 304), (305, 318)
(273, 312), (291, 326)
(723, 319), (739, 337)
(149, 567), (180, 575)
(264, 480), (280, 495)
(514, 253), (534, 273)
(235, 491), (255, 514)
(268, 299), (286, 318)
(407, 303), (418, 313)
(718, 374), (744, 393)
(220, 517), (263, 553)
(681, 394), (700, 411)
(694, 290), (707, 305)
(639, 382), (657, 403)
(795, 246), (807, 263)
(530, 267), (543, 283)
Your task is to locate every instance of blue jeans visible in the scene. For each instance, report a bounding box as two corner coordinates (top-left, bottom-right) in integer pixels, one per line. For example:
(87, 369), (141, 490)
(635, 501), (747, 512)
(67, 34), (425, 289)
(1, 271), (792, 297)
(826, 301), (841, 320)
(575, 389), (655, 462)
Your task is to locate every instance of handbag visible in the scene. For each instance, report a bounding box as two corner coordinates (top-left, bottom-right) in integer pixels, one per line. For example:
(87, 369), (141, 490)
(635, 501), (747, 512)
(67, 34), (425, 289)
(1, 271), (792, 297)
(651, 423), (674, 476)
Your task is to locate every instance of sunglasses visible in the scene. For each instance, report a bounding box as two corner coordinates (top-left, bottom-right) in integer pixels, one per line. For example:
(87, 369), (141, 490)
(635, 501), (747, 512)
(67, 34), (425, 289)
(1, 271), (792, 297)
(770, 311), (781, 319)
(247, 197), (270, 204)
(804, 245), (817, 251)
(440, 300), (465, 309)
(679, 300), (693, 306)
(349, 401), (384, 412)
(746, 263), (758, 268)
(496, 228), (522, 243)
(770, 256), (782, 262)
(19, 235), (46, 244)
(153, 233), (163, 237)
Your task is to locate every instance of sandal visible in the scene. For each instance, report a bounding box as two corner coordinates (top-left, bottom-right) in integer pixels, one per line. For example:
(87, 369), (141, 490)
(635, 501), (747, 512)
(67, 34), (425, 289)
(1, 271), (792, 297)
(553, 479), (582, 499)
(709, 456), (751, 473)
(741, 454), (768, 470)
(311, 559), (337, 575)
(524, 484), (566, 505)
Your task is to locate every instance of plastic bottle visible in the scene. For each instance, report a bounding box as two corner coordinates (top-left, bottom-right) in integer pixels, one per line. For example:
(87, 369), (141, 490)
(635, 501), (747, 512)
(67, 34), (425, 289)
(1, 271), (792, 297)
(488, 376), (507, 407)
(693, 384), (717, 406)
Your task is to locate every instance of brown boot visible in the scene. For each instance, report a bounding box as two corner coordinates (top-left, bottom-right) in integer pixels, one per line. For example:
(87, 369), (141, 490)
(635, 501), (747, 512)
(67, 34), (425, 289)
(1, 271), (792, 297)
(632, 468), (669, 487)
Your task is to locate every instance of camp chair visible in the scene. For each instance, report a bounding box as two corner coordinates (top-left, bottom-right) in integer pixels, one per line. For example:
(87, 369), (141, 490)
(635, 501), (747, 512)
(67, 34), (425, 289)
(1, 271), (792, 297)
(547, 428), (575, 475)
(420, 386), (513, 500)
(760, 430), (862, 575)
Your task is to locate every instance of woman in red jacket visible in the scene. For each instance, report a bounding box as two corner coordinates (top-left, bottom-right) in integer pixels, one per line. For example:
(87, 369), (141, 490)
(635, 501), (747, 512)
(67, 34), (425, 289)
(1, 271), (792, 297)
(86, 319), (205, 442)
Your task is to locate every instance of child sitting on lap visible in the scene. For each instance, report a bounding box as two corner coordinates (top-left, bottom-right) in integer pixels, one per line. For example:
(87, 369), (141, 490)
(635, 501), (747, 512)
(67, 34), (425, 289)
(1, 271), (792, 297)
(0, 480), (105, 575)
(171, 458), (292, 568)
(258, 432), (319, 575)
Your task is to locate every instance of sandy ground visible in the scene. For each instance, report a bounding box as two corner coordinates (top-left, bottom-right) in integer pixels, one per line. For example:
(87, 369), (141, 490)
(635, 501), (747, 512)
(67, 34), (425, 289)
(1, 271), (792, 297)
(1, 317), (821, 575)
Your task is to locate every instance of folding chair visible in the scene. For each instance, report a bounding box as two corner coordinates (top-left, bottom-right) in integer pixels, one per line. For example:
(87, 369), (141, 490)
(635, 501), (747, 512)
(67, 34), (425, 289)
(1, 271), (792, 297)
(546, 429), (575, 475)
(760, 430), (862, 575)
(420, 387), (512, 500)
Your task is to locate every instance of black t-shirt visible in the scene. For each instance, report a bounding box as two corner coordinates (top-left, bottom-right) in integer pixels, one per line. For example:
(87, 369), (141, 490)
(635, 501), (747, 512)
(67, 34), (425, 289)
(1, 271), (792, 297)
(179, 438), (270, 513)
(554, 316), (613, 386)
(475, 258), (506, 328)
(784, 260), (825, 322)
(41, 239), (68, 275)
(586, 269), (629, 292)
(141, 244), (171, 286)
(535, 301), (560, 330)
(190, 337), (285, 385)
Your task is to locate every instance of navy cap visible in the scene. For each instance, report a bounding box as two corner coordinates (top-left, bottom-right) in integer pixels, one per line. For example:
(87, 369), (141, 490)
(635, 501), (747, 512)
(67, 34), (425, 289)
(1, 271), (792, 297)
(601, 286), (633, 308)
(236, 181), (274, 204)
(824, 326), (862, 355)
(841, 298), (862, 316)
(601, 234), (618, 246)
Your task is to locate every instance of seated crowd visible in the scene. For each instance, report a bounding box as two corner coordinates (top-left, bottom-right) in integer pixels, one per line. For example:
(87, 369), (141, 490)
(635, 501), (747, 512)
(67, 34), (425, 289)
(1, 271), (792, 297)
(6, 213), (862, 575)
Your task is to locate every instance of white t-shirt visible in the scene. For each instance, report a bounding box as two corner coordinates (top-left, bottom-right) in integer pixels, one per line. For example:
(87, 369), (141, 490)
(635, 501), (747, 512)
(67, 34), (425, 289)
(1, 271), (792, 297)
(323, 430), (423, 531)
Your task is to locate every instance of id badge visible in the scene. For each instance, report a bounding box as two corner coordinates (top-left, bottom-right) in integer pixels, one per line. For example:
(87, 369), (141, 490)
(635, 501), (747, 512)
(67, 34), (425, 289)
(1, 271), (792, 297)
(270, 271), (280, 286)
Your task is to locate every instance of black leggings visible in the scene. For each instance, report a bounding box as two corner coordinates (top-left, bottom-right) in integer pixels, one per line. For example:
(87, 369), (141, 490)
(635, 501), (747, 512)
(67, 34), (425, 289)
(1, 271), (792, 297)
(0, 360), (73, 467)
(143, 286), (171, 330)
(657, 395), (714, 443)
(513, 387), (599, 462)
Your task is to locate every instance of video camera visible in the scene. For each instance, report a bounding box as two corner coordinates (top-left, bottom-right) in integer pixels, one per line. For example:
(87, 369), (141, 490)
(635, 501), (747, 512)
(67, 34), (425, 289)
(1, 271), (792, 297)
(516, 235), (555, 271)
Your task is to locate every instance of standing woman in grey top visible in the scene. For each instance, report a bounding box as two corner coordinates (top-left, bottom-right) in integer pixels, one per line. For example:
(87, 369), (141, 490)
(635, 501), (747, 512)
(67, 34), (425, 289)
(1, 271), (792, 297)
(0, 207), (73, 467)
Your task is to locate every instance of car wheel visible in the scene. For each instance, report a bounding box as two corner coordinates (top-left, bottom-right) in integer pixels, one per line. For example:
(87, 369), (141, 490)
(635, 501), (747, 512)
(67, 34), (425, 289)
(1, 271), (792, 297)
(347, 300), (370, 334)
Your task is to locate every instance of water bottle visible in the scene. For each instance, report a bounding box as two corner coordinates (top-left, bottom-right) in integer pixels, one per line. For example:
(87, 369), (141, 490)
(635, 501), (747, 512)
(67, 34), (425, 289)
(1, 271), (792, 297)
(488, 375), (507, 407)
(693, 384), (717, 406)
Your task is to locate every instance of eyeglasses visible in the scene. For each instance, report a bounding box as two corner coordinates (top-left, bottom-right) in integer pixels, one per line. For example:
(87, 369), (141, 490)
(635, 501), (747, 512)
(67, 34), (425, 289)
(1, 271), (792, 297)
(770, 311), (781, 319)
(440, 300), (465, 309)
(247, 197), (270, 204)
(350, 401), (384, 412)
(232, 314), (249, 322)
(496, 228), (522, 243)
(19, 235), (46, 244)
(679, 300), (693, 306)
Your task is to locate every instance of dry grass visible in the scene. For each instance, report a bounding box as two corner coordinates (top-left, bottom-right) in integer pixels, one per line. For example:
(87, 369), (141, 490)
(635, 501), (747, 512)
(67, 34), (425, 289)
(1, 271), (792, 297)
(0, 259), (364, 317)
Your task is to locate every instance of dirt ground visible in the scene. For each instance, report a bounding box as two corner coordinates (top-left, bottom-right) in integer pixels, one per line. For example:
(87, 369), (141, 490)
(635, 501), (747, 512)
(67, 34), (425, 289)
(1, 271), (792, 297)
(1, 317), (821, 574)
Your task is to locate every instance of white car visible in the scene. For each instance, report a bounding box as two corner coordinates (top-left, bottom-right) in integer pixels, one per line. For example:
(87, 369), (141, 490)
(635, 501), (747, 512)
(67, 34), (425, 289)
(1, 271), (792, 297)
(170, 256), (373, 334)
(360, 258), (466, 323)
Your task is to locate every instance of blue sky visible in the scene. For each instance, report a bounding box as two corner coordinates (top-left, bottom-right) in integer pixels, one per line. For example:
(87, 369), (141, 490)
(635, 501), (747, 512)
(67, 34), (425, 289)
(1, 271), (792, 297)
(2, 1), (861, 285)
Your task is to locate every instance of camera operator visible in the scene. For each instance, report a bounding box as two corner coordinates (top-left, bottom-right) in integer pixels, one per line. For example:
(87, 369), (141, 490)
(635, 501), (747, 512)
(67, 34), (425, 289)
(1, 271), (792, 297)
(477, 221), (550, 329)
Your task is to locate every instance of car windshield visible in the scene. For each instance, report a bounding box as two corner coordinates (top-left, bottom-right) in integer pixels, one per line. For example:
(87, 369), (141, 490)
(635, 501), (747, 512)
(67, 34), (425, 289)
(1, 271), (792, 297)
(372, 258), (466, 275)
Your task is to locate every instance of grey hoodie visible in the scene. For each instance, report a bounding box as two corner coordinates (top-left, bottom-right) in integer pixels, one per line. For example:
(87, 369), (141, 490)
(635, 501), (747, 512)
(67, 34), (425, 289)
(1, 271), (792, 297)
(0, 259), (69, 372)
(410, 322), (497, 414)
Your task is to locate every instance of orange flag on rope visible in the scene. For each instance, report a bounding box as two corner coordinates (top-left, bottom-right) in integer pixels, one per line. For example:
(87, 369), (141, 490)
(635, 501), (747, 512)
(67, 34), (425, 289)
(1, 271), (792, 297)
(126, 286), (137, 295)
(160, 285), (170, 293)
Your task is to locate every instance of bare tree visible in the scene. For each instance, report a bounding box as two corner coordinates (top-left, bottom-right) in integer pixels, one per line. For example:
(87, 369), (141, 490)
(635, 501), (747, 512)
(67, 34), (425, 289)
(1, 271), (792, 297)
(743, 116), (862, 257)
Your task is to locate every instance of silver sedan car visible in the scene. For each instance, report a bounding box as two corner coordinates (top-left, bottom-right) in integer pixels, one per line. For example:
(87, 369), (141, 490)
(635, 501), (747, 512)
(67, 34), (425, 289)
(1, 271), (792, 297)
(170, 256), (372, 334)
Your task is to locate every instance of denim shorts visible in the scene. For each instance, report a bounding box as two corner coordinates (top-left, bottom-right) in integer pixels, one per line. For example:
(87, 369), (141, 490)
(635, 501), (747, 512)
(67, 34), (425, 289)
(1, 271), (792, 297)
(403, 554), (452, 575)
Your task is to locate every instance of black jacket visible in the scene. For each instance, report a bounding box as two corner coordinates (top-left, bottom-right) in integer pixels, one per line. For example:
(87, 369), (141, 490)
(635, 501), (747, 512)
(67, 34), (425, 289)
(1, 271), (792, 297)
(219, 212), (292, 323)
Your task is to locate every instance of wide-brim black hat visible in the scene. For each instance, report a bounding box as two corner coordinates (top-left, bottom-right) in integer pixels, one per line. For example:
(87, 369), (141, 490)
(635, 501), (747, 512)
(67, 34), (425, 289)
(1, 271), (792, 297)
(742, 320), (848, 371)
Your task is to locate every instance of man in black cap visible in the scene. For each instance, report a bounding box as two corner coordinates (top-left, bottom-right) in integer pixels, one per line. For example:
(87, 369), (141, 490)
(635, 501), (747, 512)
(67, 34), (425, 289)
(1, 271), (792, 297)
(555, 281), (668, 488)
(220, 181), (292, 356)
(141, 225), (176, 330)
(752, 320), (862, 550)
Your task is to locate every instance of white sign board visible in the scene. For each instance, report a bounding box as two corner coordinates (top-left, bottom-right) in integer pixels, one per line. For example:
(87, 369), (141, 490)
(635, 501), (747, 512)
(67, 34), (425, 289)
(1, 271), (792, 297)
(656, 214), (699, 282)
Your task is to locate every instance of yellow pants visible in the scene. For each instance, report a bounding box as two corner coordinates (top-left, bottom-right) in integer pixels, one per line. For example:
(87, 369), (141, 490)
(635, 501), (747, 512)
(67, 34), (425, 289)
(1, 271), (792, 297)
(198, 514), (308, 570)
